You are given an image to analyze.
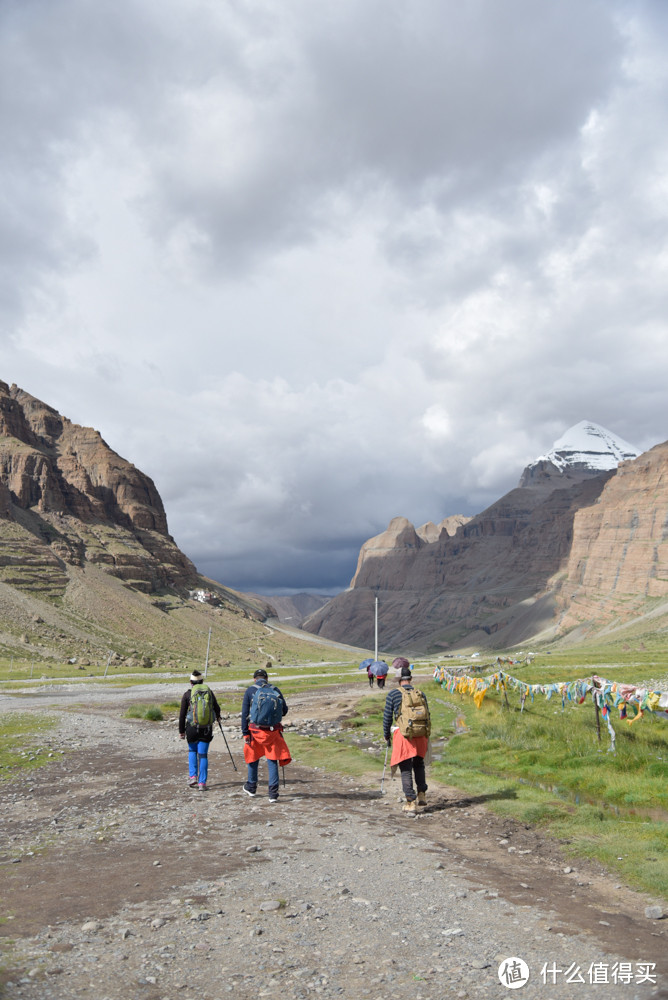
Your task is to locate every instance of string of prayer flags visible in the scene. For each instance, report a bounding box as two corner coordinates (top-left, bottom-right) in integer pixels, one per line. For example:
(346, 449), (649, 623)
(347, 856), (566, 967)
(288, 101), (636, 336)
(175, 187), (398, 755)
(432, 666), (668, 724)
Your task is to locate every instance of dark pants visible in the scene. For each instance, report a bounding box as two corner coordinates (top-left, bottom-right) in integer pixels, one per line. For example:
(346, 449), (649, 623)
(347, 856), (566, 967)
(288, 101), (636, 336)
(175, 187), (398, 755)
(377, 675), (386, 689)
(398, 756), (427, 801)
(247, 757), (279, 794)
(368, 673), (374, 687)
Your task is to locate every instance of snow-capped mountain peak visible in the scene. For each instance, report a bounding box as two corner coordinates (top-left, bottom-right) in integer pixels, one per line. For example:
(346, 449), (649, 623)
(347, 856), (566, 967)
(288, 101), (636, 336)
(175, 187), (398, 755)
(539, 420), (640, 471)
(520, 421), (640, 488)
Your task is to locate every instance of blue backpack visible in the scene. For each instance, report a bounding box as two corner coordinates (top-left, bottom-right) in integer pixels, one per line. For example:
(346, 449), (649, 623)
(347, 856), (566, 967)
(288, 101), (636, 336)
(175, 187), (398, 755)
(250, 683), (283, 728)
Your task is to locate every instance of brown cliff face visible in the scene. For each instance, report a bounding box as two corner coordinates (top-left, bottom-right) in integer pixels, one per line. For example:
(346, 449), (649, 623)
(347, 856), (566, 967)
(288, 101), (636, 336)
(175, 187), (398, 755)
(1, 385), (168, 532)
(0, 380), (195, 595)
(350, 517), (424, 589)
(303, 475), (613, 652)
(416, 515), (470, 543)
(0, 381), (320, 667)
(351, 515), (473, 589)
(557, 440), (668, 635)
(306, 438), (668, 652)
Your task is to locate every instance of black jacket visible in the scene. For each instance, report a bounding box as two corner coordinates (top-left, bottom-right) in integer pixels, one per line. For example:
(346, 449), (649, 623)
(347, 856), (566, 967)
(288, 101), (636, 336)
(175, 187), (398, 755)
(179, 683), (221, 743)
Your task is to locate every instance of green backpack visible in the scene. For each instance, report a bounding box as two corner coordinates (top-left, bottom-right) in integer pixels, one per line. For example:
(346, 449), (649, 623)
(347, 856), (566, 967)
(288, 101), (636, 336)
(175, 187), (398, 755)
(397, 687), (431, 739)
(187, 683), (215, 728)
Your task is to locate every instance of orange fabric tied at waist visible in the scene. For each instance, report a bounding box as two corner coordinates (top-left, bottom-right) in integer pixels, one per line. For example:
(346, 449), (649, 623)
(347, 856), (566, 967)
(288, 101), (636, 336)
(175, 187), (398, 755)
(243, 726), (292, 766)
(390, 728), (428, 767)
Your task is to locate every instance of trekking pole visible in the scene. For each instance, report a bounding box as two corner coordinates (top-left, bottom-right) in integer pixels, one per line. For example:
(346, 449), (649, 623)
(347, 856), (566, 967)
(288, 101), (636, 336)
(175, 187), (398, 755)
(281, 765), (286, 788)
(217, 719), (238, 772)
(380, 742), (389, 794)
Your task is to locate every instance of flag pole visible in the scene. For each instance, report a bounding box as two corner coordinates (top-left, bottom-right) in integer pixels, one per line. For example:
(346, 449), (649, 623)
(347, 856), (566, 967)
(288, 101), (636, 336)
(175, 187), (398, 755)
(374, 597), (378, 662)
(204, 627), (212, 678)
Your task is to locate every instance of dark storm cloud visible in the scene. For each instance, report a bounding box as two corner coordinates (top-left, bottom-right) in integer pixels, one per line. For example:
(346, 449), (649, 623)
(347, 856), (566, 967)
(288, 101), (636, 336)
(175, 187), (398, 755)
(135, 0), (622, 271)
(2, 1), (668, 593)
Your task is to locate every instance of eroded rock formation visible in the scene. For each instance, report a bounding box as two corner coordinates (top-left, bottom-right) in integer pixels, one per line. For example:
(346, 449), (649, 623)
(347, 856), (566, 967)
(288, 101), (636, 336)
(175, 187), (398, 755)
(304, 474), (613, 652)
(0, 381), (195, 595)
(556, 440), (668, 638)
(304, 423), (662, 653)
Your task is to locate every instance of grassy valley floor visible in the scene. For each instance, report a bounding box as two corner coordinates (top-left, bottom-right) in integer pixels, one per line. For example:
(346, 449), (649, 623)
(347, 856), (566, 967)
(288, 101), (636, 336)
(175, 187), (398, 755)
(1, 655), (667, 998)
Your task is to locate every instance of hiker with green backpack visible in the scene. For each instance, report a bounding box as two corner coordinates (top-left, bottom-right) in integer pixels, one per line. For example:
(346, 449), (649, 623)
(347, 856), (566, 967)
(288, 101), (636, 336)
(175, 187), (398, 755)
(382, 658), (431, 814)
(179, 670), (222, 790)
(241, 665), (291, 802)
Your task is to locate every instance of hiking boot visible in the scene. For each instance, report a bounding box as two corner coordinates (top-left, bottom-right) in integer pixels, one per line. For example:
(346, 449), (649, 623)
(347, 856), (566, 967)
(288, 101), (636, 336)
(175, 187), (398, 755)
(198, 782), (207, 791)
(417, 791), (427, 806)
(402, 798), (417, 815)
(188, 776), (197, 787)
(268, 790), (279, 803)
(243, 783), (257, 797)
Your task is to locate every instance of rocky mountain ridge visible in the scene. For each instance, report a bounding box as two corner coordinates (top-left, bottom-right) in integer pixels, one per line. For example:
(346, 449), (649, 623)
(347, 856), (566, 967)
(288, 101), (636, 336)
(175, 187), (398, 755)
(4, 386), (663, 660)
(250, 591), (332, 627)
(556, 438), (668, 640)
(303, 422), (664, 653)
(349, 515), (471, 590)
(0, 381), (197, 595)
(0, 381), (281, 664)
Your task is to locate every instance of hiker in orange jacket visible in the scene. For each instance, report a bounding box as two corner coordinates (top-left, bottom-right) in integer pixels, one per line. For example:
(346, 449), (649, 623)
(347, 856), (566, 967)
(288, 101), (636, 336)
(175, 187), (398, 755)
(382, 659), (430, 814)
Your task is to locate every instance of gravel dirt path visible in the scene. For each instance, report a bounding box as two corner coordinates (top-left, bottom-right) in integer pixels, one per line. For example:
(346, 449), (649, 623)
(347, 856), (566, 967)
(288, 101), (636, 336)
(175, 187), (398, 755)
(1, 682), (666, 1000)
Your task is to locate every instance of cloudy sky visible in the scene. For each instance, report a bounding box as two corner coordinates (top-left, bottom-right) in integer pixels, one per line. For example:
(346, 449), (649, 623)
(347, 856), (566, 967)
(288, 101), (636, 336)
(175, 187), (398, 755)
(3, 0), (668, 595)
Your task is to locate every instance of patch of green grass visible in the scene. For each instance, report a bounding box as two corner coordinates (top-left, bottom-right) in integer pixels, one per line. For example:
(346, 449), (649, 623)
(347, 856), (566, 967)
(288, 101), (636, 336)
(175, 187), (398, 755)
(288, 734), (385, 779)
(432, 682), (668, 898)
(275, 672), (367, 699)
(214, 693), (244, 715)
(160, 700), (180, 713)
(124, 705), (164, 721)
(0, 712), (60, 779)
(124, 705), (145, 718)
(297, 675), (668, 899)
(0, 659), (362, 691)
(434, 685), (668, 814)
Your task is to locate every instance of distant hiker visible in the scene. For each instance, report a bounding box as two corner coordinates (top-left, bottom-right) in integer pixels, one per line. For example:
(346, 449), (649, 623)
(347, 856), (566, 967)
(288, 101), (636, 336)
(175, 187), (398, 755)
(241, 665), (291, 802)
(383, 662), (431, 814)
(392, 655), (412, 678)
(179, 670), (222, 790)
(366, 659), (389, 688)
(375, 661), (388, 689)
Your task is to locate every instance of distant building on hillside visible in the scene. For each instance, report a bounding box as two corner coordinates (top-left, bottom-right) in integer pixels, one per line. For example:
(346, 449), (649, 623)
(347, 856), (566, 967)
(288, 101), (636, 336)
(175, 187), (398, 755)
(189, 588), (222, 606)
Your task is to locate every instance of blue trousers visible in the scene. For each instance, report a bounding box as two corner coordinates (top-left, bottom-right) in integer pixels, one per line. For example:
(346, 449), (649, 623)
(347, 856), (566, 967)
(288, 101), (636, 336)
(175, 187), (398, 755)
(188, 740), (209, 783)
(247, 757), (279, 791)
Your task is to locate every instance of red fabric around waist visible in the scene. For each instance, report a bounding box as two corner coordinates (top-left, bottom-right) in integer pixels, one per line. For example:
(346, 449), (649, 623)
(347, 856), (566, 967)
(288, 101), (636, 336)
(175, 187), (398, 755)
(390, 729), (428, 766)
(243, 727), (292, 765)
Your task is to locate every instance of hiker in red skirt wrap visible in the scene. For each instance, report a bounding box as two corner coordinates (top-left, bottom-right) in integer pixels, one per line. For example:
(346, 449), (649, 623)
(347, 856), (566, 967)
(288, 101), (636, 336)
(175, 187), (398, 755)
(382, 658), (430, 814)
(241, 666), (291, 803)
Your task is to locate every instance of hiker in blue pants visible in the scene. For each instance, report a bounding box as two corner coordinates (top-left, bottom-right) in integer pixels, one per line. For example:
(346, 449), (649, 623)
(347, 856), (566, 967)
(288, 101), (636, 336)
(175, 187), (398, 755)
(241, 666), (290, 801)
(179, 670), (221, 790)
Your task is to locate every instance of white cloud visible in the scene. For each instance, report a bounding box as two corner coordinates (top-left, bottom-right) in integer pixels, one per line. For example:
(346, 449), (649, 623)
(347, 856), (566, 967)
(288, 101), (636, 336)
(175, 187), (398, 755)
(1, 0), (668, 592)
(421, 405), (452, 441)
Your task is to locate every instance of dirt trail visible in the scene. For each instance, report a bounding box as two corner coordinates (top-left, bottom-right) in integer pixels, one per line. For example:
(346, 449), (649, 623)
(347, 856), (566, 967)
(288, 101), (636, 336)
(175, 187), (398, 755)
(0, 680), (666, 1000)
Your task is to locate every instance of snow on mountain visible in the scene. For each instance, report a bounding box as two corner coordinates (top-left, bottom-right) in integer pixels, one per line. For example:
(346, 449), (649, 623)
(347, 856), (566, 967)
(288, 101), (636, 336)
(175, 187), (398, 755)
(519, 421), (640, 488)
(539, 420), (640, 471)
